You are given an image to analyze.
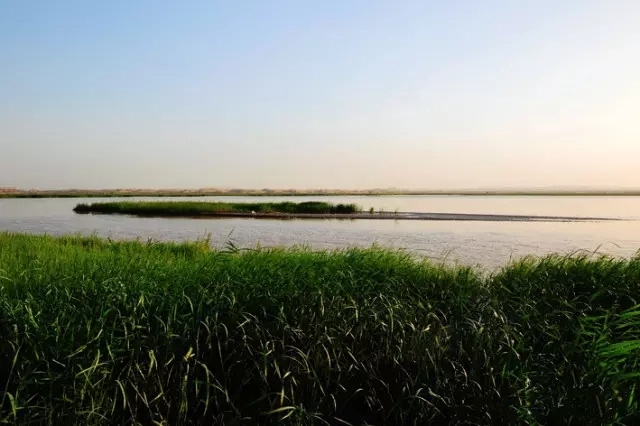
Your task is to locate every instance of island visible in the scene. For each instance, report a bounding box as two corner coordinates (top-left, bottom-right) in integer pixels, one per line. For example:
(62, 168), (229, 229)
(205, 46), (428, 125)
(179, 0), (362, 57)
(72, 201), (619, 222)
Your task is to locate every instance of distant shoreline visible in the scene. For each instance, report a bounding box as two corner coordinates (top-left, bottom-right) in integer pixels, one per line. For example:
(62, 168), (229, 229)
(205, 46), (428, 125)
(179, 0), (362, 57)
(3, 188), (640, 198)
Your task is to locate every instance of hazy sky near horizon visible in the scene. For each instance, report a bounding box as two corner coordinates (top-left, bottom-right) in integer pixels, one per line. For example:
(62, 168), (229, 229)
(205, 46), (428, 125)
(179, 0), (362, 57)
(1, 1), (639, 190)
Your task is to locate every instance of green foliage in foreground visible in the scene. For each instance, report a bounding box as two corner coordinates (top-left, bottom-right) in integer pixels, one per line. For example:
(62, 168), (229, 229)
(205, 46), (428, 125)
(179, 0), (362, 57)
(73, 201), (360, 216)
(0, 234), (639, 425)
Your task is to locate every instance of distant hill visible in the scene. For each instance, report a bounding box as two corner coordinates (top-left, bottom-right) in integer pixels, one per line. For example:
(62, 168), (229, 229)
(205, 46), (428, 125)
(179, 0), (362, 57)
(2, 188), (640, 198)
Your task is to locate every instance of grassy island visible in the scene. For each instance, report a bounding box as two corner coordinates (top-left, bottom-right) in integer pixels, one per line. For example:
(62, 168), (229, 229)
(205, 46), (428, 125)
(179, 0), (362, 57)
(72, 201), (620, 222)
(73, 201), (361, 217)
(1, 233), (639, 424)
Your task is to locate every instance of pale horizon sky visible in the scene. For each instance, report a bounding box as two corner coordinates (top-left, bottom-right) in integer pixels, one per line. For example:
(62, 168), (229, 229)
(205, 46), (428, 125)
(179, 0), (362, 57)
(1, 1), (639, 190)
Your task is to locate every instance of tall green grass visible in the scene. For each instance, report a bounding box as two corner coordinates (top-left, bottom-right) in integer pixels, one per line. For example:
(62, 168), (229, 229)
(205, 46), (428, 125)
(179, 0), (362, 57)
(1, 233), (639, 424)
(73, 201), (361, 216)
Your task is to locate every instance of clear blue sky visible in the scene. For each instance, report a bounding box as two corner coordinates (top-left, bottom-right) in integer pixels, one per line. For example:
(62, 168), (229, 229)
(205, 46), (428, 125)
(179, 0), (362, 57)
(1, 0), (639, 189)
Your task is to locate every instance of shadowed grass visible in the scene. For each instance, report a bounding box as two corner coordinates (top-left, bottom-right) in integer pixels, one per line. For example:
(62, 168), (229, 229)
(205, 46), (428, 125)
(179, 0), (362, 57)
(0, 233), (639, 424)
(73, 201), (361, 216)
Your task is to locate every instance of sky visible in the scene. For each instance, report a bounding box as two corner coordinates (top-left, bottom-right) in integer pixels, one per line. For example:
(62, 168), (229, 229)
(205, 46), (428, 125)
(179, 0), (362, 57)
(1, 0), (639, 190)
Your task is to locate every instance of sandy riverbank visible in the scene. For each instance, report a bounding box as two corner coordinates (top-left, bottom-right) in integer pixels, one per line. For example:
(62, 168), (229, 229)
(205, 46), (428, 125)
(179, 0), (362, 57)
(76, 210), (620, 222)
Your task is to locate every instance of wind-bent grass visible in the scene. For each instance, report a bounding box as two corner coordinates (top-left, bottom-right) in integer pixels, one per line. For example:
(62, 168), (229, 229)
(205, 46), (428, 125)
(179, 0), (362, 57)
(1, 233), (639, 424)
(73, 201), (361, 216)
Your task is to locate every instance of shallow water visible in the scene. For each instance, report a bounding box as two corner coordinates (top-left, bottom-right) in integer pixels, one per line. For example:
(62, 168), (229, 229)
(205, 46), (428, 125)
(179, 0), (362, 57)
(1, 195), (640, 268)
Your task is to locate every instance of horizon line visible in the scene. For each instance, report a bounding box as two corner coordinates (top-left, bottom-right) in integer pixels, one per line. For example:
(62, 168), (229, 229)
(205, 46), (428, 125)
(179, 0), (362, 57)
(3, 187), (640, 196)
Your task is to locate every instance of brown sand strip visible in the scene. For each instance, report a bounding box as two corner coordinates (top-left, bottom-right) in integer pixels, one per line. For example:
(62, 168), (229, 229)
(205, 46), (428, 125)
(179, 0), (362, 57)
(76, 210), (621, 222)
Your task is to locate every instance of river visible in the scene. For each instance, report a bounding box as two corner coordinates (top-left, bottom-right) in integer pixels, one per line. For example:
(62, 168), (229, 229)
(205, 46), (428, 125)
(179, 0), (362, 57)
(1, 195), (640, 268)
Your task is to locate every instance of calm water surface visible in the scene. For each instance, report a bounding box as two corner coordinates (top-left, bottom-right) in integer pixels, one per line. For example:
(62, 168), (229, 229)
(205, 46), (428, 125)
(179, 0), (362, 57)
(1, 196), (640, 268)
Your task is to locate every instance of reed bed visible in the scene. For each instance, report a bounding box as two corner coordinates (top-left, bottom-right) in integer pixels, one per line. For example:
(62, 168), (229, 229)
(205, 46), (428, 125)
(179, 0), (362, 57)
(0, 233), (639, 425)
(73, 201), (360, 216)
